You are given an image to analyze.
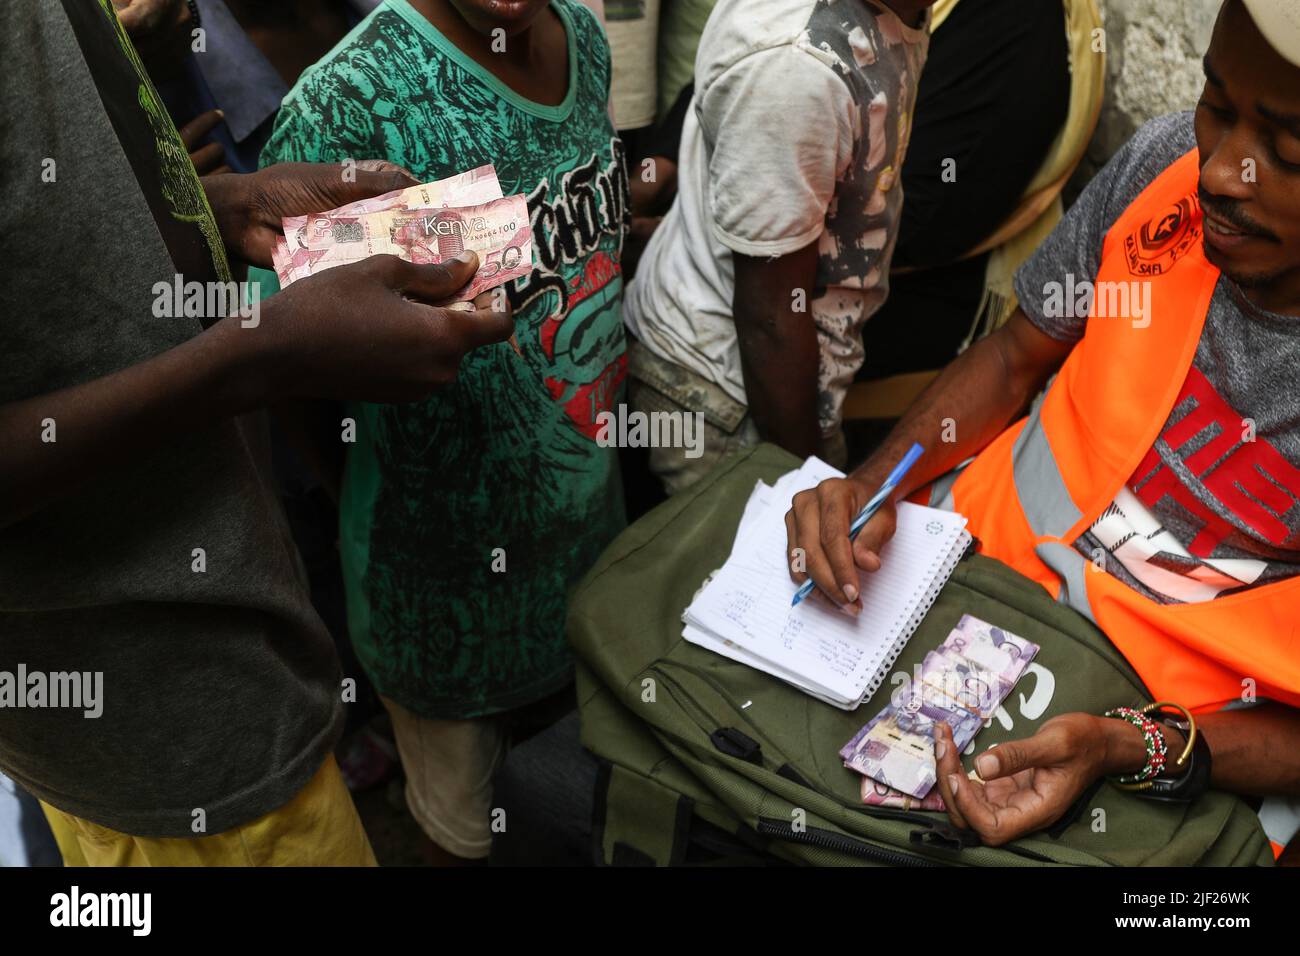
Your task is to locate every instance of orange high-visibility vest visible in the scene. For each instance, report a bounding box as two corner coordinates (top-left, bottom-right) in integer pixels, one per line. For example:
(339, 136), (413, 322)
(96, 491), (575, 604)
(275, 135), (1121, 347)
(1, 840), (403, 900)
(922, 148), (1300, 856)
(927, 147), (1300, 714)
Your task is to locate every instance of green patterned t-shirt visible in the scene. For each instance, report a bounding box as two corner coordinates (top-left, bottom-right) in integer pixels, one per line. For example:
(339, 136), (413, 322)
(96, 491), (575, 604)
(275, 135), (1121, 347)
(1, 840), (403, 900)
(257, 0), (630, 718)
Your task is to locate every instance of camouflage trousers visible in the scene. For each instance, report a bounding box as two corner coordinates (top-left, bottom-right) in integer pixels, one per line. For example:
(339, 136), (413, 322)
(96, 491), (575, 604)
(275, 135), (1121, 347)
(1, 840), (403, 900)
(627, 339), (847, 496)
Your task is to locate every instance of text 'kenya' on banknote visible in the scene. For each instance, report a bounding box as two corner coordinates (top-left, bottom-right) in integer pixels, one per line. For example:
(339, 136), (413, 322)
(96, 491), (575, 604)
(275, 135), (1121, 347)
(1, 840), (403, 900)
(290, 195), (533, 302)
(270, 164), (530, 304)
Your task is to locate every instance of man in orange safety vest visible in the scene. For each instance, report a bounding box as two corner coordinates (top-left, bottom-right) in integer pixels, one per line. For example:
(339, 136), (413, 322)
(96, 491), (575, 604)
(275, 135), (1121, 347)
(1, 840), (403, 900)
(787, 0), (1300, 857)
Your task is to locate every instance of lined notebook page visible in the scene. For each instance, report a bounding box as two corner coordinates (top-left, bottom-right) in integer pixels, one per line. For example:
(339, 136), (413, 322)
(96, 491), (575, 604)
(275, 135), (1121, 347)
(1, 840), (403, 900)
(683, 624), (855, 707)
(683, 463), (968, 707)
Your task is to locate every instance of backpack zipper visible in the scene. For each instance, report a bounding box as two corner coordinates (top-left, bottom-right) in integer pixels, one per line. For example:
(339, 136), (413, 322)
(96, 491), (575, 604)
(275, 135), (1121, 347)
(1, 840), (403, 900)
(652, 665), (1078, 865)
(756, 818), (941, 867)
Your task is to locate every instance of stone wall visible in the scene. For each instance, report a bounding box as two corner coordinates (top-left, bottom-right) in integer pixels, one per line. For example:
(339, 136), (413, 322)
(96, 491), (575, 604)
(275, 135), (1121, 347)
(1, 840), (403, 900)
(1081, 0), (1220, 175)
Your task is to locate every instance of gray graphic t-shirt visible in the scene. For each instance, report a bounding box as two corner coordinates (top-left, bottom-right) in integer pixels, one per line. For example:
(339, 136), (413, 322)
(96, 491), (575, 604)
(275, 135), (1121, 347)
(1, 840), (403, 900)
(0, 0), (342, 837)
(1015, 112), (1300, 605)
(625, 0), (929, 435)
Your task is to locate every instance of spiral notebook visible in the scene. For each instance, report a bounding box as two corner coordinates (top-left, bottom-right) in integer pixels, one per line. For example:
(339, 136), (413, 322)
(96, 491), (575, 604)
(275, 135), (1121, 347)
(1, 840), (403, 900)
(682, 458), (971, 710)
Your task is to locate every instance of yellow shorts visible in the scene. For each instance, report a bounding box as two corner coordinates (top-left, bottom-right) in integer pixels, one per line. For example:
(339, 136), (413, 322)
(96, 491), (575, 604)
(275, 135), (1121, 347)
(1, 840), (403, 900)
(41, 755), (376, 867)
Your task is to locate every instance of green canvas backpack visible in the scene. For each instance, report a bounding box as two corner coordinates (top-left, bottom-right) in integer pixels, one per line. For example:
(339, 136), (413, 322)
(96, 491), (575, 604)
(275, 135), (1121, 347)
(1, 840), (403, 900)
(569, 444), (1273, 866)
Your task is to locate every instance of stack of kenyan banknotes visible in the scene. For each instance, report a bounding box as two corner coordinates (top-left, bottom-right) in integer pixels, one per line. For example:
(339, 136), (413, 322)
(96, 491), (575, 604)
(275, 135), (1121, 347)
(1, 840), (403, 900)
(841, 614), (1040, 811)
(271, 163), (532, 305)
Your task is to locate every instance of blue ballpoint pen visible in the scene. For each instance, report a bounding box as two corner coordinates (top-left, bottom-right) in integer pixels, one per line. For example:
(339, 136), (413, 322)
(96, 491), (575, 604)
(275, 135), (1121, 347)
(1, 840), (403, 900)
(790, 442), (925, 607)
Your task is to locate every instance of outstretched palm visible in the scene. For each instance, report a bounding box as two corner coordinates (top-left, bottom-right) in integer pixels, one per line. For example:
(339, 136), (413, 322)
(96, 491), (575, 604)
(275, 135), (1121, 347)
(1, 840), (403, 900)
(934, 713), (1110, 846)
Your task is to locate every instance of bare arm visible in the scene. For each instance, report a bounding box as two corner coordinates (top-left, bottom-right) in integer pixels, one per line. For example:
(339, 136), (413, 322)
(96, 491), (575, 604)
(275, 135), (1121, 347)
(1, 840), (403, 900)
(930, 699), (1300, 848)
(928, 627), (1300, 846)
(785, 307), (1074, 609)
(0, 315), (265, 530)
(850, 307), (1074, 495)
(1, 161), (513, 529)
(732, 243), (822, 458)
(0, 255), (510, 530)
(1102, 703), (1300, 797)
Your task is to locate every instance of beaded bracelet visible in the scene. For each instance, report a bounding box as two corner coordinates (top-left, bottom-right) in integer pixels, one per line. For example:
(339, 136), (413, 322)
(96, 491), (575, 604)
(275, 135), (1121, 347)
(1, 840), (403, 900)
(187, 0), (202, 32)
(1103, 705), (1169, 787)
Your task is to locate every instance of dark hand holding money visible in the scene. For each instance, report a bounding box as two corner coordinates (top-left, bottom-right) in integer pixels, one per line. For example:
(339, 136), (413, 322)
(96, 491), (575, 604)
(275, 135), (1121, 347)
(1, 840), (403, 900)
(247, 253), (515, 406)
(203, 160), (420, 270)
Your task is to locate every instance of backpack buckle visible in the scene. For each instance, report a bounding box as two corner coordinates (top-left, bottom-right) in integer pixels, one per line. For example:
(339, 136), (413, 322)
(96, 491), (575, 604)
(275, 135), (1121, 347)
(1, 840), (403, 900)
(909, 821), (981, 851)
(709, 727), (763, 765)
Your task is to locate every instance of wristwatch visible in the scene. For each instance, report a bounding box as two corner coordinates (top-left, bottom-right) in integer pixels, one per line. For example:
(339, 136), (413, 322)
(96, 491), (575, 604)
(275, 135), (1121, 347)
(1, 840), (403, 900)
(1141, 716), (1213, 803)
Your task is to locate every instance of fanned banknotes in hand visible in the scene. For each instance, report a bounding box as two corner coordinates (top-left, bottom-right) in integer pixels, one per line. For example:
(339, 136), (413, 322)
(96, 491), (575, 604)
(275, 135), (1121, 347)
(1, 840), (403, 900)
(270, 164), (532, 306)
(841, 614), (1039, 801)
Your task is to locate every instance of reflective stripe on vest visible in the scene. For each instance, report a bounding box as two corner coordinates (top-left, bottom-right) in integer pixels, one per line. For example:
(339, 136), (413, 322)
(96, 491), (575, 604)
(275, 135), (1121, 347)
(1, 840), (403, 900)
(946, 146), (1300, 715)
(1260, 797), (1300, 856)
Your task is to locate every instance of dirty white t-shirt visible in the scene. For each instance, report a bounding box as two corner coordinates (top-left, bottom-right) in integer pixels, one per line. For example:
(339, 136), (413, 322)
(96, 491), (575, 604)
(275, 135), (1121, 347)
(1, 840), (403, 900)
(624, 0), (928, 434)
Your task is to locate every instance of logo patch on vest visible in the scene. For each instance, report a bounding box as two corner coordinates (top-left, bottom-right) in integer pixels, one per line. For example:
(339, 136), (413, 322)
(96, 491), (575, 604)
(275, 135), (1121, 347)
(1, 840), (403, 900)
(1123, 195), (1201, 277)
